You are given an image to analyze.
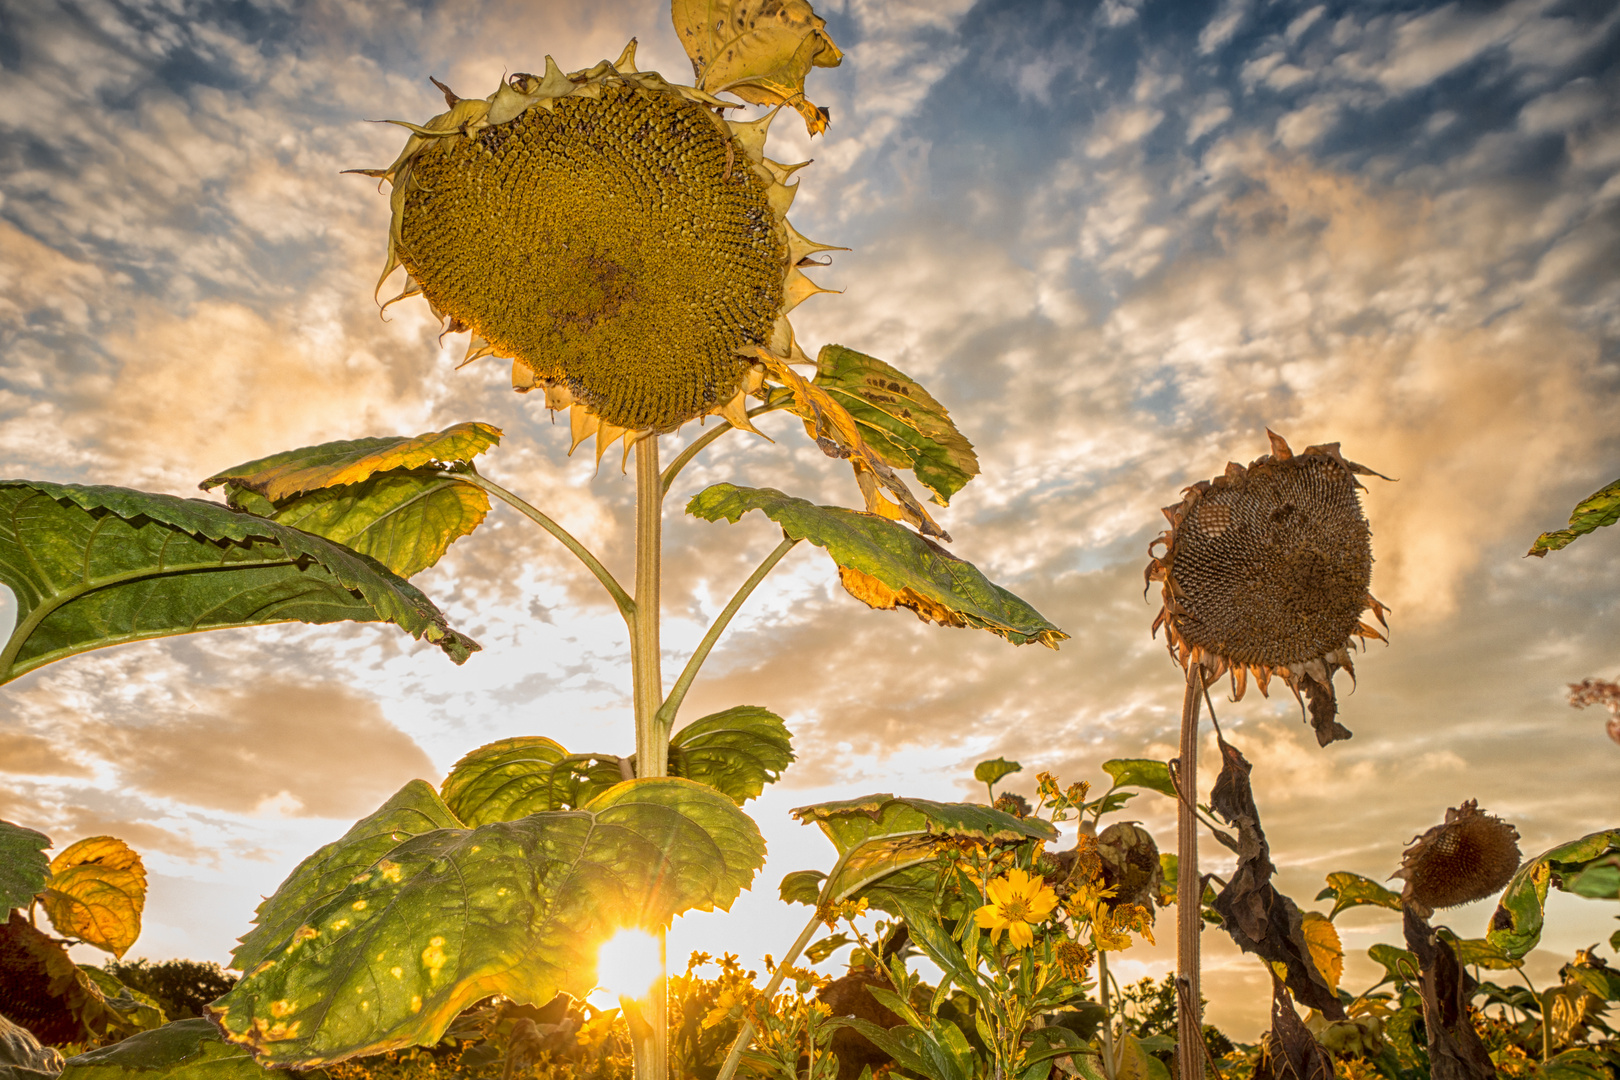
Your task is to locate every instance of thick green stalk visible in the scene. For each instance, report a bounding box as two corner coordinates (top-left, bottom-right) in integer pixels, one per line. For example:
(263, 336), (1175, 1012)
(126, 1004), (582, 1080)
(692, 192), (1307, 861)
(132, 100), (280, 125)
(1176, 667), (1206, 1080)
(631, 435), (668, 1080)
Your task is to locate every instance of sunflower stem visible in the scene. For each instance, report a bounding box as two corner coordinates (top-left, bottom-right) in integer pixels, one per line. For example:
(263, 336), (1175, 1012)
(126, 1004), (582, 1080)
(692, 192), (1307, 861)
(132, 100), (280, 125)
(1099, 949), (1117, 1080)
(655, 536), (800, 731)
(631, 435), (668, 1080)
(445, 470), (634, 626)
(1176, 666), (1206, 1080)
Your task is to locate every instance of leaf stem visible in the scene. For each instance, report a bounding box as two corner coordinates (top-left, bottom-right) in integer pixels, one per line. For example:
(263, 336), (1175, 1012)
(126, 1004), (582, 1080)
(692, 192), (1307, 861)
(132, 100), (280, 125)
(655, 536), (801, 731)
(717, 850), (854, 1080)
(445, 470), (634, 625)
(659, 393), (792, 497)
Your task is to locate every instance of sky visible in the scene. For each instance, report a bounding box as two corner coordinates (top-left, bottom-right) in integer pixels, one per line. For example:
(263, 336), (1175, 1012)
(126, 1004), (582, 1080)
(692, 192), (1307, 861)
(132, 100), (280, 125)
(1, 0), (1617, 1041)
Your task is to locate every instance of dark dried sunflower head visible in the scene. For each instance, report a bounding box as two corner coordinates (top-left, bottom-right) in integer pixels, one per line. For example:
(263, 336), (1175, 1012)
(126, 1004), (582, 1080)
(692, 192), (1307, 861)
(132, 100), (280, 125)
(356, 43), (839, 461)
(1146, 430), (1389, 746)
(1395, 800), (1521, 916)
(1096, 822), (1162, 911)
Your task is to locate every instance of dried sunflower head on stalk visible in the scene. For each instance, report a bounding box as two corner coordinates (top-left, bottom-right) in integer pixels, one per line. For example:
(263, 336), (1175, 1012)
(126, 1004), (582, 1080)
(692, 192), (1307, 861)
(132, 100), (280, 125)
(1146, 431), (1390, 746)
(353, 23), (841, 466)
(1394, 800), (1521, 918)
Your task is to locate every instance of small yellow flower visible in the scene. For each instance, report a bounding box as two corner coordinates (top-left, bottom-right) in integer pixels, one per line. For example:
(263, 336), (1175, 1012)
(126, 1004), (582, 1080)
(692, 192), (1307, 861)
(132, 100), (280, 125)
(974, 868), (1059, 948)
(702, 988), (744, 1030)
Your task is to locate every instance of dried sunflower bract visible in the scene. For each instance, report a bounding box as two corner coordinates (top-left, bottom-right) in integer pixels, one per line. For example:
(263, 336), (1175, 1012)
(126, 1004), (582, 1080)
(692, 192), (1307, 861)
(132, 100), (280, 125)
(1395, 799), (1521, 917)
(1146, 430), (1389, 746)
(354, 41), (840, 461)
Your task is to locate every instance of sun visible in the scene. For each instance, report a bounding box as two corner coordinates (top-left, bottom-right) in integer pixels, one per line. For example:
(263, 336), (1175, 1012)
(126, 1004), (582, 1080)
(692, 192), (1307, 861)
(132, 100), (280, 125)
(596, 928), (662, 1001)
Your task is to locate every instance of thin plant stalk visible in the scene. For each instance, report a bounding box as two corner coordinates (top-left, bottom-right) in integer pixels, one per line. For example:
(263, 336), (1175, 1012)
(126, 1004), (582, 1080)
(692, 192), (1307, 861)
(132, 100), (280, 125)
(1099, 948), (1116, 1080)
(1176, 665), (1206, 1080)
(631, 434), (668, 1080)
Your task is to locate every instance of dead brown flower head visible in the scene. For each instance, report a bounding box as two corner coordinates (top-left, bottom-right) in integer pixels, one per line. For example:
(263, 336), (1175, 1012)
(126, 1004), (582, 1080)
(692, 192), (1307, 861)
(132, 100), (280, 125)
(1395, 800), (1521, 917)
(1146, 430), (1389, 746)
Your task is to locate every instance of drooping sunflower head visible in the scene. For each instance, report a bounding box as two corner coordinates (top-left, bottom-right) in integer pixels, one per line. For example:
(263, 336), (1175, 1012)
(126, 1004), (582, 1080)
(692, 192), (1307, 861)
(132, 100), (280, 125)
(1146, 431), (1389, 746)
(1395, 800), (1521, 917)
(356, 42), (840, 461)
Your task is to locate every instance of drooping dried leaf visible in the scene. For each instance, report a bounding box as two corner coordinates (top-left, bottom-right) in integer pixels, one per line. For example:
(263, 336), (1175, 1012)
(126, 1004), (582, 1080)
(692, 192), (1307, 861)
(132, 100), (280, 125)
(200, 423), (502, 503)
(1315, 871), (1402, 921)
(812, 345), (979, 506)
(1403, 907), (1497, 1080)
(755, 352), (948, 540)
(1252, 978), (1334, 1080)
(671, 0), (843, 134)
(0, 481), (479, 686)
(211, 779), (764, 1066)
(40, 837), (145, 959)
(0, 821), (52, 913)
(688, 484), (1066, 647)
(0, 911), (121, 1046)
(1207, 733), (1344, 1018)
(1488, 828), (1620, 960)
(1528, 477), (1620, 556)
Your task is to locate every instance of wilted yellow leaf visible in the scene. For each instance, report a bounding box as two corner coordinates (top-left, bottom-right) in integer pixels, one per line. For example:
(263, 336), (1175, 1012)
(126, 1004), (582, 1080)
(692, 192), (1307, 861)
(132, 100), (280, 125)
(41, 836), (146, 959)
(672, 0), (843, 134)
(1300, 911), (1343, 991)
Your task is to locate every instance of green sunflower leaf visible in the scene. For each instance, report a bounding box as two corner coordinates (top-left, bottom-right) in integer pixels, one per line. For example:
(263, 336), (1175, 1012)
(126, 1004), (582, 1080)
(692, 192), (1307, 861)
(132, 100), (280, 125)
(1315, 871), (1403, 921)
(973, 757), (1021, 788)
(790, 795), (1056, 912)
(439, 737), (579, 827)
(1488, 829), (1620, 960)
(687, 485), (1067, 648)
(199, 424), (501, 579)
(0, 820), (51, 912)
(1101, 759), (1177, 799)
(669, 706), (795, 805)
(59, 1019), (286, 1079)
(0, 481), (479, 686)
(813, 345), (980, 506)
(231, 780), (464, 974)
(1367, 943), (1418, 986)
(210, 778), (764, 1067)
(1528, 478), (1620, 556)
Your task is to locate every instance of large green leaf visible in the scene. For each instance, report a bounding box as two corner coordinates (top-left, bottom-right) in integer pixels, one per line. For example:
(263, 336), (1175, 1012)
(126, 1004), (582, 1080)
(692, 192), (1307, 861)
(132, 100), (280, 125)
(0, 482), (479, 686)
(199, 424), (501, 580)
(231, 780), (464, 973)
(791, 795), (1056, 911)
(60, 1019), (292, 1079)
(812, 345), (979, 506)
(438, 736), (580, 827)
(199, 423), (501, 503)
(1, 1013), (64, 1080)
(0, 820), (51, 912)
(1488, 829), (1620, 960)
(1528, 478), (1620, 556)
(211, 778), (765, 1066)
(688, 485), (1067, 648)
(1315, 871), (1403, 921)
(669, 706), (795, 805)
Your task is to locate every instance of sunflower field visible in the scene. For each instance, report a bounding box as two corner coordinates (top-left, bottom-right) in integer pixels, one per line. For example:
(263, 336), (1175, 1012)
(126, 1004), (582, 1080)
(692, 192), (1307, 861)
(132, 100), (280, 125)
(1, 1), (1617, 1079)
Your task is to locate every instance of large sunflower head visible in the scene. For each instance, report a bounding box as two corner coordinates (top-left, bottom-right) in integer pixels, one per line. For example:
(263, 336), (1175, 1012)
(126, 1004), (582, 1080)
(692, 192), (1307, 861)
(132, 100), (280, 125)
(1146, 431), (1389, 746)
(356, 41), (840, 461)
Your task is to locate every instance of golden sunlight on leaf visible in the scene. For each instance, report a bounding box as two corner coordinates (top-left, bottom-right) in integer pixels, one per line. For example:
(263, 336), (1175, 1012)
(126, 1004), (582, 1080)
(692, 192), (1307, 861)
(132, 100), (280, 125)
(672, 0), (843, 135)
(1299, 912), (1343, 991)
(40, 836), (146, 959)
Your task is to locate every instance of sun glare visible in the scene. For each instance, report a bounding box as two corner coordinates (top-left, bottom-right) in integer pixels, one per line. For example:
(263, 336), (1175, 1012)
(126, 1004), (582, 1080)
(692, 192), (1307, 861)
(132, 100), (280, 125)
(596, 929), (661, 1001)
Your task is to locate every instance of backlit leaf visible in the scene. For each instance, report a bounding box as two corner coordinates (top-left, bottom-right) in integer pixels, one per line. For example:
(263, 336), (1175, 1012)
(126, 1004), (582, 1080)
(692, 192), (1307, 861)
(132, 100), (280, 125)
(779, 869), (825, 907)
(76, 967), (167, 1033)
(199, 423), (501, 503)
(211, 778), (764, 1066)
(1528, 478), (1620, 556)
(973, 757), (1021, 788)
(439, 737), (577, 827)
(60, 1019), (285, 1079)
(41, 837), (145, 959)
(671, 0), (843, 134)
(0, 820), (51, 912)
(232, 780), (464, 974)
(1441, 933), (1521, 971)
(688, 484), (1067, 648)
(0, 482), (479, 686)
(1488, 829), (1620, 960)
(1316, 871), (1402, 921)
(791, 794), (1056, 911)
(669, 706), (795, 805)
(1101, 759), (1177, 799)
(1299, 912), (1343, 990)
(813, 345), (979, 506)
(1367, 943), (1418, 986)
